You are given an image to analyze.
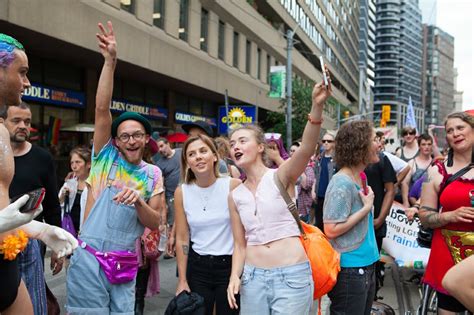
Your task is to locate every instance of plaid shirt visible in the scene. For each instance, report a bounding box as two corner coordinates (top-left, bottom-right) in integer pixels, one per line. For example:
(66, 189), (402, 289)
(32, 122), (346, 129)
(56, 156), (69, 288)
(297, 165), (315, 216)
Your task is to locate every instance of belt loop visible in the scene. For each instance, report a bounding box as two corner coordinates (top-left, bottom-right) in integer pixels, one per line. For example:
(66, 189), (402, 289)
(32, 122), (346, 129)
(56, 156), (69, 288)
(249, 266), (255, 280)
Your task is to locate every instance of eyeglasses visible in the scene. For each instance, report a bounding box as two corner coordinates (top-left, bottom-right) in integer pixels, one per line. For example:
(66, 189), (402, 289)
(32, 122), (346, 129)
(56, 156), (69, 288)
(403, 131), (416, 136)
(117, 132), (145, 143)
(322, 140), (334, 144)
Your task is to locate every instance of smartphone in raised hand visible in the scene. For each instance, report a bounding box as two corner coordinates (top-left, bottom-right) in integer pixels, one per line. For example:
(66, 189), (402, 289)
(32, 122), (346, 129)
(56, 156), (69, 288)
(319, 55), (328, 87)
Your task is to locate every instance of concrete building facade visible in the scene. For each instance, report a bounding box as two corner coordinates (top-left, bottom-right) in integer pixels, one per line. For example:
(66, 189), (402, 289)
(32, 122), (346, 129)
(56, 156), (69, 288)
(422, 25), (455, 126)
(1, 0), (357, 150)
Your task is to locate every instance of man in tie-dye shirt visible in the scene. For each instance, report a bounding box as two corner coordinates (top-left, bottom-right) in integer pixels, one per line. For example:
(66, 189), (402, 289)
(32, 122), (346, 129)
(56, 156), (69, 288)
(66, 21), (164, 314)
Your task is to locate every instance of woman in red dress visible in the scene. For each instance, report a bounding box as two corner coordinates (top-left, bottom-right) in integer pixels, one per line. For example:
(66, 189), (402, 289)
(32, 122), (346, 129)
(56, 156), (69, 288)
(419, 111), (474, 314)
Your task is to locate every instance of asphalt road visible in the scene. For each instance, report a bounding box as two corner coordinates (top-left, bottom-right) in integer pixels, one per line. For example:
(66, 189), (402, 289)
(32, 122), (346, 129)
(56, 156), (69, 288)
(45, 254), (423, 315)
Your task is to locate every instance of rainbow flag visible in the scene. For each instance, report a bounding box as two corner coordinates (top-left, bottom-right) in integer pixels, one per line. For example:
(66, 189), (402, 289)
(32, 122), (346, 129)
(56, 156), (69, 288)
(47, 116), (61, 145)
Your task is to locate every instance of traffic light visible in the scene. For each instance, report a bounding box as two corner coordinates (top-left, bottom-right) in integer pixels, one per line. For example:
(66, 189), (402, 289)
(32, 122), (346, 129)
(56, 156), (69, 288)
(382, 105), (391, 122)
(343, 111), (350, 119)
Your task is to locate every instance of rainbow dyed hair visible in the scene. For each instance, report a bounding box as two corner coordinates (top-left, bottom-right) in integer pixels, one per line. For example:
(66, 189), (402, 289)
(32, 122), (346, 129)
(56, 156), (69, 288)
(0, 34), (25, 68)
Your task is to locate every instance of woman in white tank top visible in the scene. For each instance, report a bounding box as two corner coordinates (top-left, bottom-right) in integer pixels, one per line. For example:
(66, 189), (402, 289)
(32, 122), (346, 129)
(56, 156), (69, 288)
(226, 68), (332, 314)
(174, 134), (241, 315)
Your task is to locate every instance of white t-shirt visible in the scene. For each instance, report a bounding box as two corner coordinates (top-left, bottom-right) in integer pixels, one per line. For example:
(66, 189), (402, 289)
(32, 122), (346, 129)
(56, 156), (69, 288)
(182, 177), (233, 256)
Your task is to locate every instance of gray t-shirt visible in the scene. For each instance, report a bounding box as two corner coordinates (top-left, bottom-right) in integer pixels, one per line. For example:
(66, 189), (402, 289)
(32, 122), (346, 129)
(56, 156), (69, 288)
(153, 149), (182, 200)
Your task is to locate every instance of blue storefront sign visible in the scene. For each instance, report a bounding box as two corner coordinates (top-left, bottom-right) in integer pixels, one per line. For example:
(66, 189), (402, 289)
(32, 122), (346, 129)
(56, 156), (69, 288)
(175, 111), (217, 127)
(111, 99), (168, 120)
(22, 83), (85, 108)
(218, 105), (256, 134)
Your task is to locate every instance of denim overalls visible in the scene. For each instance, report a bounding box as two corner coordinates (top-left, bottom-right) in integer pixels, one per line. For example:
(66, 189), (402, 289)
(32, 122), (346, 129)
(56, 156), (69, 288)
(67, 162), (152, 315)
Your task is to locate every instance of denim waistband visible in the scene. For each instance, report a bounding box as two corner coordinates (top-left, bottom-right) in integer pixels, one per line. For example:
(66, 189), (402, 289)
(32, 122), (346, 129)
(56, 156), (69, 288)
(244, 261), (311, 277)
(341, 262), (375, 270)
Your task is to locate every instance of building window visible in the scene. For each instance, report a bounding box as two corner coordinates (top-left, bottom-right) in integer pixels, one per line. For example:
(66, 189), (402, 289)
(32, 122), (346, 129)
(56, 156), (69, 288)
(233, 32), (239, 67)
(257, 48), (261, 80)
(120, 0), (134, 13)
(266, 54), (271, 82)
(179, 0), (189, 41)
(200, 9), (209, 52)
(153, 0), (165, 29)
(246, 40), (251, 74)
(218, 20), (225, 60)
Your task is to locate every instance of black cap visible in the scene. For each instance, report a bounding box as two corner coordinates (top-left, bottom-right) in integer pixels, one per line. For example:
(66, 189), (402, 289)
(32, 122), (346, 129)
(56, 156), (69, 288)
(111, 112), (152, 138)
(182, 121), (213, 137)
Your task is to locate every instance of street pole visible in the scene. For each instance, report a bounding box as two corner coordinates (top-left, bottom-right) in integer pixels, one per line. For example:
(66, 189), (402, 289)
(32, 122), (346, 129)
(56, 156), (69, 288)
(224, 89), (230, 136)
(286, 29), (294, 151)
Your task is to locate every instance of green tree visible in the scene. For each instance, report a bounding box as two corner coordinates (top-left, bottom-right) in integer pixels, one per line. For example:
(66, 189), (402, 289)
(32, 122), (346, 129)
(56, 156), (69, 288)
(262, 78), (314, 147)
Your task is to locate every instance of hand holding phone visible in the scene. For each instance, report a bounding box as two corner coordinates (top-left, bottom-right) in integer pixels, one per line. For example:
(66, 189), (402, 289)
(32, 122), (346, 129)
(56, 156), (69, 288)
(359, 172), (368, 195)
(319, 56), (328, 87)
(11, 188), (46, 213)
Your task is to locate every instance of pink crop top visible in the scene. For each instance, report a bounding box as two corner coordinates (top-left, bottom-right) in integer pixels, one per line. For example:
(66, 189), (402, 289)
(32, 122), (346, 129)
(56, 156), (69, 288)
(231, 169), (300, 245)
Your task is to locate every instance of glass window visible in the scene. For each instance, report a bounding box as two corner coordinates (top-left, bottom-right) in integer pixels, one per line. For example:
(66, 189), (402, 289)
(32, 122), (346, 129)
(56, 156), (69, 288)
(145, 86), (164, 105)
(44, 59), (82, 91)
(179, 0), (189, 41)
(189, 98), (202, 115)
(27, 55), (42, 84)
(257, 48), (261, 80)
(120, 0), (134, 13)
(200, 9), (209, 52)
(175, 93), (189, 112)
(246, 40), (251, 74)
(122, 80), (144, 103)
(218, 20), (225, 60)
(153, 0), (165, 29)
(233, 32), (239, 67)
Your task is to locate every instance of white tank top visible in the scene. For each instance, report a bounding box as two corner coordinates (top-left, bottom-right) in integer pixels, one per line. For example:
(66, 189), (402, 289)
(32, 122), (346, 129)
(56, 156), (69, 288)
(182, 176), (233, 256)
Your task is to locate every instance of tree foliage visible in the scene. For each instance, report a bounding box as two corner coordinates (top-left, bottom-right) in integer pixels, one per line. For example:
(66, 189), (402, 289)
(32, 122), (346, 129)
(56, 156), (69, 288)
(263, 78), (314, 147)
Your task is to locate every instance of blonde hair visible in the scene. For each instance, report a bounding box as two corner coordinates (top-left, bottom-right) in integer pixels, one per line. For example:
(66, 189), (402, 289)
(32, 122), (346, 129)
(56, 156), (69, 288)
(180, 134), (220, 184)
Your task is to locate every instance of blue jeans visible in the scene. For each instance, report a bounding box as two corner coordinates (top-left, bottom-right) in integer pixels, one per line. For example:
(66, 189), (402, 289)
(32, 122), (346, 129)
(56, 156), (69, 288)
(240, 261), (313, 315)
(327, 264), (376, 315)
(18, 239), (47, 315)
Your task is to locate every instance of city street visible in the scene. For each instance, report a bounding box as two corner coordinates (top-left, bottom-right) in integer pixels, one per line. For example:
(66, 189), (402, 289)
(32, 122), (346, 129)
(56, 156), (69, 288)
(46, 253), (423, 315)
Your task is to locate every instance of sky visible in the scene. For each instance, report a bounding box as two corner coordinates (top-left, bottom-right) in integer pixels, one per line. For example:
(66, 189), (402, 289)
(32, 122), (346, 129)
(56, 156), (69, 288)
(420, 0), (474, 110)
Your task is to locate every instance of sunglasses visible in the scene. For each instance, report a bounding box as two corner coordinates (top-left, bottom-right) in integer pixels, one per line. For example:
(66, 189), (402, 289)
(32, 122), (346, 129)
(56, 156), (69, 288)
(322, 140), (334, 144)
(403, 131), (416, 136)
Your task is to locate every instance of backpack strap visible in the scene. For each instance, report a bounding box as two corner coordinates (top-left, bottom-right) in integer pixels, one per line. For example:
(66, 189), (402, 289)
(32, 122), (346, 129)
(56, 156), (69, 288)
(273, 171), (306, 238)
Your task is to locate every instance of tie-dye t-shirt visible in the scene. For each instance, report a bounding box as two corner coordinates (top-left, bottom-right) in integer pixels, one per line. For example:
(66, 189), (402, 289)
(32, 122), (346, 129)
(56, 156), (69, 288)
(87, 140), (163, 201)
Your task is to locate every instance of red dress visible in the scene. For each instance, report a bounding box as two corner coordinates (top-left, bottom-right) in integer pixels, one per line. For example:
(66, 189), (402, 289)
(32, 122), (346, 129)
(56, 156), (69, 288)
(423, 162), (474, 294)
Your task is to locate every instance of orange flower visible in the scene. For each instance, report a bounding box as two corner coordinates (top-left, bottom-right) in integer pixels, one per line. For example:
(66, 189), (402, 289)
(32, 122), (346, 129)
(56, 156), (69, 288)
(0, 230), (29, 260)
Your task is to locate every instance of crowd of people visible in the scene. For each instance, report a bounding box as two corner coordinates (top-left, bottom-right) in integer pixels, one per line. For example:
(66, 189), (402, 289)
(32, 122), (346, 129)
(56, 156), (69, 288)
(0, 20), (473, 315)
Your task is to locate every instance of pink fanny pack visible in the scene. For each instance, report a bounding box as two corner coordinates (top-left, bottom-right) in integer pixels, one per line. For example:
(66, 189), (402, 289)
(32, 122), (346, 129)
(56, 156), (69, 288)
(78, 239), (138, 284)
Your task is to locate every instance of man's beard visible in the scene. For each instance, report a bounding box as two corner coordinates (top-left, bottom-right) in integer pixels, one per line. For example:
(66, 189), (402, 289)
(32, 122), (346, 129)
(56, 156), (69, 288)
(11, 133), (27, 143)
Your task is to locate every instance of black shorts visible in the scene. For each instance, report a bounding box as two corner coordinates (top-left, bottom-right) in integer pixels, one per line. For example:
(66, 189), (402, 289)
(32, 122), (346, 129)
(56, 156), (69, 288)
(437, 291), (468, 313)
(0, 255), (21, 311)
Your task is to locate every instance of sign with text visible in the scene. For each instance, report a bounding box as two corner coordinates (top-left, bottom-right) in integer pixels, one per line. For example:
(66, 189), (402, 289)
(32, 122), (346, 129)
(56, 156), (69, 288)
(381, 202), (430, 269)
(268, 66), (286, 99)
(111, 99), (168, 120)
(174, 111), (217, 127)
(23, 83), (85, 108)
(218, 106), (256, 134)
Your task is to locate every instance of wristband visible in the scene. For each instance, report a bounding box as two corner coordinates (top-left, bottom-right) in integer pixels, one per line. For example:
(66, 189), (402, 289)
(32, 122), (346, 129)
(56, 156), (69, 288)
(307, 114), (323, 125)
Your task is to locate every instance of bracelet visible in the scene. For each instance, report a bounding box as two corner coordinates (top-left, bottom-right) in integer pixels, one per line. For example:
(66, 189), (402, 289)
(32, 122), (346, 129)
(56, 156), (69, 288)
(307, 114), (323, 125)
(413, 204), (420, 210)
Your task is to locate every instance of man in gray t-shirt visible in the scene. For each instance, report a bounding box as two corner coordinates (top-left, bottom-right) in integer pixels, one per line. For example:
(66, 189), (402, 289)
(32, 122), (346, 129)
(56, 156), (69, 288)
(154, 138), (181, 226)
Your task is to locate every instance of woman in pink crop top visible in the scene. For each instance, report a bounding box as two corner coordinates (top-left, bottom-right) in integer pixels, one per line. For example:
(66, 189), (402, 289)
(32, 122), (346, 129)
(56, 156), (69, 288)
(226, 67), (332, 314)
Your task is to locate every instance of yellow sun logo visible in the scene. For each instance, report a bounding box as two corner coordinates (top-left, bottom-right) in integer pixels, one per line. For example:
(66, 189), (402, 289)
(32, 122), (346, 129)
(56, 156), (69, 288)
(229, 107), (246, 119)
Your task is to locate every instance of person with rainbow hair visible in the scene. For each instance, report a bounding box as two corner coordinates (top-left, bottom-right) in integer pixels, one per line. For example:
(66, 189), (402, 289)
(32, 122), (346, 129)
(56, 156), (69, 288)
(0, 33), (77, 315)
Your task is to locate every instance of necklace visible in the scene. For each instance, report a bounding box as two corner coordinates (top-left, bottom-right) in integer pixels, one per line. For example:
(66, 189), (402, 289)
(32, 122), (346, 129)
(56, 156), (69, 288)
(198, 181), (218, 211)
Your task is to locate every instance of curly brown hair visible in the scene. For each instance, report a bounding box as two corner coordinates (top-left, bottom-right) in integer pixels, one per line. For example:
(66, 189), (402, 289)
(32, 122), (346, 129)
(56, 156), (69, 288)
(334, 120), (374, 168)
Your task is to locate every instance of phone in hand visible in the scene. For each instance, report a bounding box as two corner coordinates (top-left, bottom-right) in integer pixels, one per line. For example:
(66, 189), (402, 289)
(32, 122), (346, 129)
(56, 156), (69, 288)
(11, 188), (46, 213)
(319, 55), (328, 87)
(359, 172), (368, 195)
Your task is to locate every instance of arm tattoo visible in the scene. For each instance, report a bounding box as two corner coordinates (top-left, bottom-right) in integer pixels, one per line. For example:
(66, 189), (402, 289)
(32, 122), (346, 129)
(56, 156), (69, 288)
(182, 245), (189, 256)
(420, 206), (437, 212)
(422, 211), (445, 229)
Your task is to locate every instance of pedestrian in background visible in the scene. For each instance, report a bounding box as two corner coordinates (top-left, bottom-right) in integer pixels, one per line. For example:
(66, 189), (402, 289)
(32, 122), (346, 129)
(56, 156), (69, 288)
(314, 131), (336, 231)
(324, 120), (380, 315)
